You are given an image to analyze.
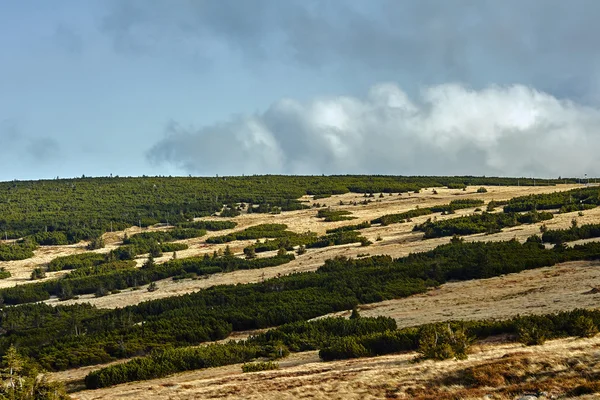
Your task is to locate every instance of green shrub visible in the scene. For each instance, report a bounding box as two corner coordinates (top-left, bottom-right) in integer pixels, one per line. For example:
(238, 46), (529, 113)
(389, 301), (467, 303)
(31, 267), (46, 280)
(0, 267), (11, 279)
(242, 361), (279, 373)
(572, 316), (599, 338)
(319, 337), (370, 361)
(417, 324), (472, 360)
(516, 320), (547, 346)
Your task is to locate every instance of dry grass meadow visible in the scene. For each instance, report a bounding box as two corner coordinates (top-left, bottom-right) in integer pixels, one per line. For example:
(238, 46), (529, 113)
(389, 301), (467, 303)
(3, 183), (600, 399)
(71, 336), (600, 400)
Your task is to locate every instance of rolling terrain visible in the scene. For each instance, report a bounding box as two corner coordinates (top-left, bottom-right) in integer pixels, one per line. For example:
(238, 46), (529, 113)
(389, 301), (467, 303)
(1, 178), (599, 399)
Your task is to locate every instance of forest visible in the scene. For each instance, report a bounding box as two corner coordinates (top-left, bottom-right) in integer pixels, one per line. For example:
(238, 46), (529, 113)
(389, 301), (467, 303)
(0, 175), (565, 243)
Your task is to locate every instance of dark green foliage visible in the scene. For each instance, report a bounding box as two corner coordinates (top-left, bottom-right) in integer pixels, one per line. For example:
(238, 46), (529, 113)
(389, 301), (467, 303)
(107, 241), (188, 261)
(0, 241), (37, 261)
(245, 233), (318, 253)
(325, 221), (371, 234)
(123, 229), (206, 247)
(447, 183), (467, 189)
(306, 231), (370, 248)
(372, 208), (433, 225)
(516, 319), (549, 345)
(244, 228), (371, 254)
(417, 323), (472, 360)
(542, 223), (600, 244)
(48, 253), (106, 271)
(85, 342), (261, 388)
(477, 187), (488, 193)
(86, 235), (105, 250)
(176, 220), (237, 230)
(0, 345), (70, 399)
(572, 316), (599, 338)
(66, 260), (137, 279)
(30, 267), (46, 280)
(430, 199), (485, 213)
(30, 231), (69, 246)
(206, 224), (290, 244)
(504, 187), (600, 213)
(242, 361), (279, 373)
(372, 200), (485, 226)
(319, 337), (370, 360)
(317, 209), (356, 222)
(249, 316), (397, 352)
(220, 208), (241, 217)
(244, 246), (256, 259)
(0, 267), (10, 279)
(526, 234), (543, 244)
(414, 211), (553, 238)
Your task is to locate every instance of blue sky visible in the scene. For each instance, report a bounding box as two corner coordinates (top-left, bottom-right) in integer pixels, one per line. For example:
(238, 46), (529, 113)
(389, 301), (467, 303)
(2, 0), (600, 181)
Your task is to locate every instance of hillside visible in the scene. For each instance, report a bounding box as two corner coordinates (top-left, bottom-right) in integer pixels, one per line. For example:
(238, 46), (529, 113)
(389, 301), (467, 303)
(0, 176), (598, 400)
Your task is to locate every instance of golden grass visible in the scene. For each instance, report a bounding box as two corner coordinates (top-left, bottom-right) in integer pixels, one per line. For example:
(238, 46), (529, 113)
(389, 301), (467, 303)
(70, 336), (600, 400)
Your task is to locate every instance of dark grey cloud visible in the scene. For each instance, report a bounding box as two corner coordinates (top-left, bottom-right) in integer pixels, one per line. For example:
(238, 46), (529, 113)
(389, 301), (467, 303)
(147, 83), (600, 178)
(27, 137), (61, 163)
(1, 120), (61, 165)
(0, 119), (21, 147)
(100, 0), (600, 102)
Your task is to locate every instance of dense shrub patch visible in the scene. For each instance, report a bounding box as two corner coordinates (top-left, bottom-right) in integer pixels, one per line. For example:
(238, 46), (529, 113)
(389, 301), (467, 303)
(504, 187), (600, 213)
(414, 211), (553, 238)
(542, 223), (600, 244)
(317, 209), (356, 222)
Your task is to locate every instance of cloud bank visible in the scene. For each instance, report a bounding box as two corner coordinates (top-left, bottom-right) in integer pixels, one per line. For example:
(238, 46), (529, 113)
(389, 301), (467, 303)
(147, 83), (600, 178)
(101, 0), (600, 103)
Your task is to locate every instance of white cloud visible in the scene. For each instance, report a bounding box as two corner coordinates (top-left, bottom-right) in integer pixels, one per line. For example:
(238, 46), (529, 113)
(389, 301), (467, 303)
(148, 83), (600, 178)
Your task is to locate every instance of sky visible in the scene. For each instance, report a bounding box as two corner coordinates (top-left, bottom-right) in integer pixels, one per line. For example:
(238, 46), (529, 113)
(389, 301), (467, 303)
(2, 0), (600, 181)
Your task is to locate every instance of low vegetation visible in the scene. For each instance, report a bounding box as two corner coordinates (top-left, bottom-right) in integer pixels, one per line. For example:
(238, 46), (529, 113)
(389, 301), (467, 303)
(241, 361), (279, 373)
(414, 211), (553, 238)
(316, 209), (356, 222)
(325, 221), (371, 234)
(504, 186), (600, 213)
(372, 199), (485, 226)
(542, 222), (600, 244)
(85, 307), (600, 388)
(2, 239), (600, 374)
(206, 224), (290, 244)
